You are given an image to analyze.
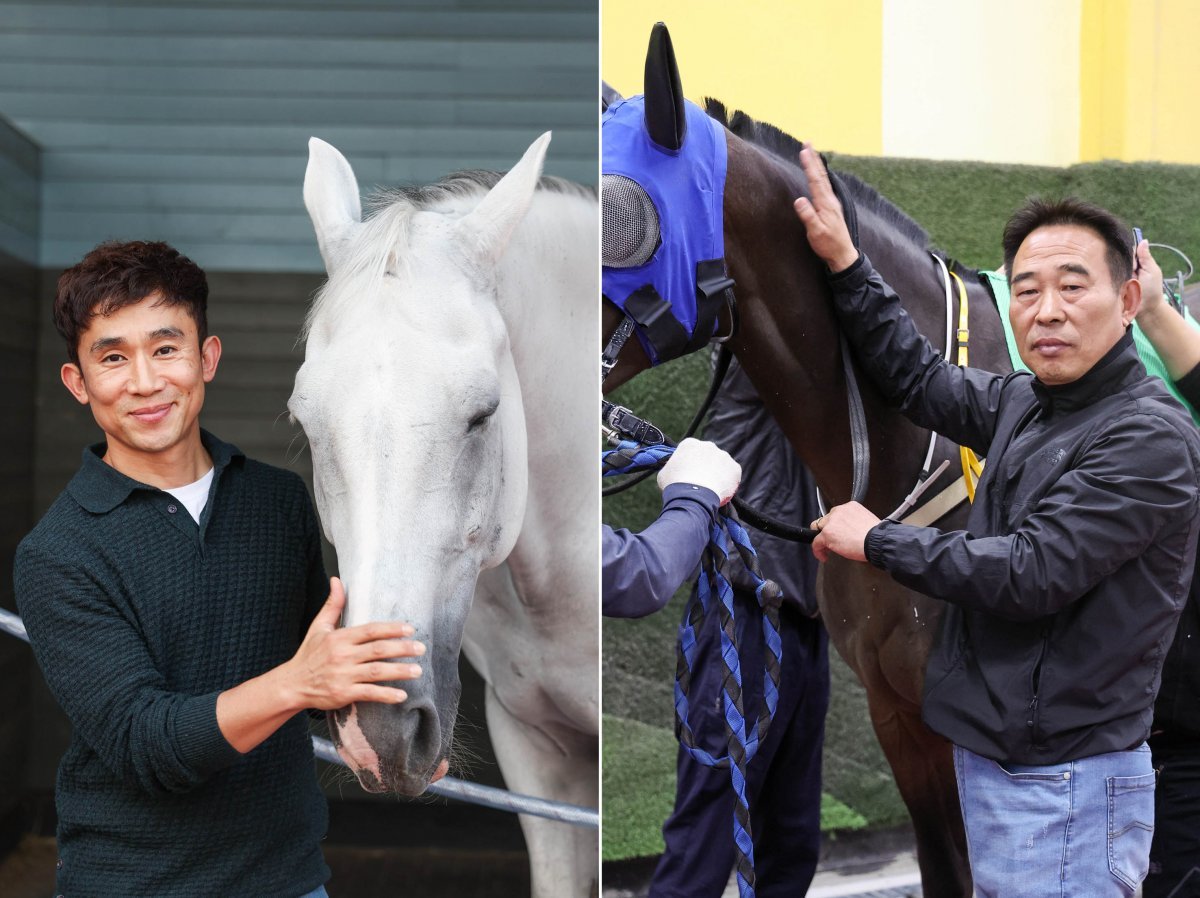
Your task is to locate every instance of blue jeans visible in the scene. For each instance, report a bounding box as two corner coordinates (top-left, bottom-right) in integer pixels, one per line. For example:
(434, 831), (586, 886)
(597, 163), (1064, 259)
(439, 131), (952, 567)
(296, 887), (329, 898)
(954, 742), (1155, 897)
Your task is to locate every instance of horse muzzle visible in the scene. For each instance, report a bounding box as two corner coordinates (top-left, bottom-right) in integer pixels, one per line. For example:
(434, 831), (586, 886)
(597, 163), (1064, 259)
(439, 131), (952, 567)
(329, 694), (453, 796)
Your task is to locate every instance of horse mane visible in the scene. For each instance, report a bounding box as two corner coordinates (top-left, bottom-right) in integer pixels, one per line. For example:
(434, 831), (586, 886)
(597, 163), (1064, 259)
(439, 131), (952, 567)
(703, 97), (977, 276)
(374, 170), (595, 209)
(304, 171), (595, 339)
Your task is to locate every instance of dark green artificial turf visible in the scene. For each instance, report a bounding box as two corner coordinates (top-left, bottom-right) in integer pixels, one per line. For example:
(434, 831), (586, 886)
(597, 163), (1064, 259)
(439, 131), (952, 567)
(601, 715), (867, 861)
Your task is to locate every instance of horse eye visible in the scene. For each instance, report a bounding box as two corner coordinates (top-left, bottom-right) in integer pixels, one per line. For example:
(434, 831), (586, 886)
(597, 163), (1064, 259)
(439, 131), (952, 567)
(468, 403), (498, 432)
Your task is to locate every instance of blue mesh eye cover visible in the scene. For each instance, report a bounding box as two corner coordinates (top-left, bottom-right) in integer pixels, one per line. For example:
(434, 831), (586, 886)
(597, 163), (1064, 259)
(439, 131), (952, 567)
(602, 95), (729, 366)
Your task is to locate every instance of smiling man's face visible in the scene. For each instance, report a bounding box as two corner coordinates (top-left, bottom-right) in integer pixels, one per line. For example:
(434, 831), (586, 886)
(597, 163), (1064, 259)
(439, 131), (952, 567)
(60, 293), (220, 470)
(1009, 224), (1139, 386)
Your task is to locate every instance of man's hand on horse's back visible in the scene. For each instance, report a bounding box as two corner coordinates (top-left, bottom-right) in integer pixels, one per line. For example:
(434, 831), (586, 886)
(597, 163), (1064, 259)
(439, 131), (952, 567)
(793, 144), (859, 274)
(288, 576), (426, 710)
(810, 501), (879, 564)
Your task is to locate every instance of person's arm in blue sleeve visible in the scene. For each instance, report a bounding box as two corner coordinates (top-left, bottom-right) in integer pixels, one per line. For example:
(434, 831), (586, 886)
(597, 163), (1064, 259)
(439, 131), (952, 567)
(602, 437), (741, 618)
(603, 483), (721, 618)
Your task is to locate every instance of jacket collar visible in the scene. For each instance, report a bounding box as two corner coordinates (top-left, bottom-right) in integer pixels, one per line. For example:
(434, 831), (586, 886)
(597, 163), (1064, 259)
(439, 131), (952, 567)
(67, 429), (244, 515)
(1031, 329), (1145, 417)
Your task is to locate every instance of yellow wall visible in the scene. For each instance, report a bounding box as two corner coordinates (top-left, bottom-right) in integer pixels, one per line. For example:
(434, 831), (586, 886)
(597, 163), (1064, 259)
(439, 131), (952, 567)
(601, 0), (884, 155)
(604, 0), (1200, 166)
(882, 0), (1082, 165)
(1080, 0), (1200, 163)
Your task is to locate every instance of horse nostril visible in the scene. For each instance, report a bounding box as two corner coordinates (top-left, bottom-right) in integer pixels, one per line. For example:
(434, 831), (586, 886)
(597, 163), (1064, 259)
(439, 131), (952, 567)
(395, 703), (441, 767)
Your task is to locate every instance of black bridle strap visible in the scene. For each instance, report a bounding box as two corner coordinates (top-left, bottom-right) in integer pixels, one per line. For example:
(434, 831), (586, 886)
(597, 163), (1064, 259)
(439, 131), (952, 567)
(602, 313), (637, 382)
(826, 167), (869, 504)
(602, 345), (734, 497)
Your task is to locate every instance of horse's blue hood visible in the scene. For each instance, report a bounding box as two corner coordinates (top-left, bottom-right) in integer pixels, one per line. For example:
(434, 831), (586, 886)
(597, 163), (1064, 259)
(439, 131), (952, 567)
(602, 94), (731, 366)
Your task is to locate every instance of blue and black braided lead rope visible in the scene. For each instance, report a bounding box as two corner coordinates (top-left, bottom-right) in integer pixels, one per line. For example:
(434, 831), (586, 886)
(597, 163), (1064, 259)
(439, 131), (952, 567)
(601, 439), (675, 475)
(602, 440), (784, 898)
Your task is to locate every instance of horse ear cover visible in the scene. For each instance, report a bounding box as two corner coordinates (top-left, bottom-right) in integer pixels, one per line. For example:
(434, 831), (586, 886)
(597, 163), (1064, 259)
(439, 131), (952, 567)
(643, 22), (686, 151)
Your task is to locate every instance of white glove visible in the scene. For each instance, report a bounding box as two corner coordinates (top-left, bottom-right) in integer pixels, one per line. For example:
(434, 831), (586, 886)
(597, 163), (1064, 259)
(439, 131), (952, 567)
(657, 438), (741, 505)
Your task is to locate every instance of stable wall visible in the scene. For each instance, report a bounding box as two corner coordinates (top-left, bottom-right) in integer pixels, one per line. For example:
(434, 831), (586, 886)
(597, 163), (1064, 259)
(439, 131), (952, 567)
(0, 114), (39, 854)
(0, 0), (598, 273)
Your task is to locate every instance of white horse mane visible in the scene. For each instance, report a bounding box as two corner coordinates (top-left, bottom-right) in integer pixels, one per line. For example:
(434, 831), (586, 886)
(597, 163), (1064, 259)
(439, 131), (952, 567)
(302, 172), (595, 340)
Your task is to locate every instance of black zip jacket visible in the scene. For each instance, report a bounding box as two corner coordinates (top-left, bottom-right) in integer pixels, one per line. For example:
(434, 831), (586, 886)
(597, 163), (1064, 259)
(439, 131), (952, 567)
(830, 254), (1200, 765)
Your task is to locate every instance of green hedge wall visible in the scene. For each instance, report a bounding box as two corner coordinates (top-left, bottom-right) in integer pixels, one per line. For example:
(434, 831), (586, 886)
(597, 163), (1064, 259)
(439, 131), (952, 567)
(602, 155), (1200, 860)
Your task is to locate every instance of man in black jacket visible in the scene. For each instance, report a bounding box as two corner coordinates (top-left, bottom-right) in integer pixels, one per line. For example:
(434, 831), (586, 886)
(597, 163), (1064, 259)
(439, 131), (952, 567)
(793, 145), (1200, 896)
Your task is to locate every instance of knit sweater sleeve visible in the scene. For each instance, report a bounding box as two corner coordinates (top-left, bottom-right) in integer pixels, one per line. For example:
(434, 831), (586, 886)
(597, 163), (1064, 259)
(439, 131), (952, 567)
(15, 536), (243, 794)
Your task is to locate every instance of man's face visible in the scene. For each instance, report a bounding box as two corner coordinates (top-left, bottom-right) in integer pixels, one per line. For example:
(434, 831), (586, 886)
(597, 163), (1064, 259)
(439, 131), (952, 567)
(60, 294), (220, 462)
(1009, 224), (1139, 386)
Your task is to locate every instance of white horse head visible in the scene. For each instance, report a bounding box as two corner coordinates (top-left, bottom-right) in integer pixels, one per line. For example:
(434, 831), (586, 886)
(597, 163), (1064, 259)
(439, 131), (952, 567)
(291, 135), (551, 794)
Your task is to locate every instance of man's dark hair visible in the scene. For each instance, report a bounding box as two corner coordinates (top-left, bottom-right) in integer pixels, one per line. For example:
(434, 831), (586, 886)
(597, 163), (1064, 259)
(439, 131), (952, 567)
(54, 240), (209, 366)
(1002, 197), (1133, 291)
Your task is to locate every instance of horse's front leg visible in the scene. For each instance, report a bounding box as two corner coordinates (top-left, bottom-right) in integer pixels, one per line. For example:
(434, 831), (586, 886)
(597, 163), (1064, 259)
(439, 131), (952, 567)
(821, 563), (972, 897)
(864, 691), (972, 897)
(484, 685), (599, 898)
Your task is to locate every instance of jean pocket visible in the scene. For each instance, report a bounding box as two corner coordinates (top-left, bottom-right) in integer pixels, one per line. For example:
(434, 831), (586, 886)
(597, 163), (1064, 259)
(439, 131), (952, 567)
(1108, 771), (1155, 892)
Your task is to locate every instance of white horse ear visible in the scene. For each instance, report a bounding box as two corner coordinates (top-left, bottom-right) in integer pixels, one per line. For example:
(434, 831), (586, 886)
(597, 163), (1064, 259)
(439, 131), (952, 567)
(459, 131), (551, 262)
(304, 137), (363, 271)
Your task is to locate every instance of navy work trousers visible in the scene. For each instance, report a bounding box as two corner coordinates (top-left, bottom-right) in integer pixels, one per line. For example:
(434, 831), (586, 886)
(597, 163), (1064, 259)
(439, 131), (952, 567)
(1145, 738), (1200, 898)
(649, 596), (829, 898)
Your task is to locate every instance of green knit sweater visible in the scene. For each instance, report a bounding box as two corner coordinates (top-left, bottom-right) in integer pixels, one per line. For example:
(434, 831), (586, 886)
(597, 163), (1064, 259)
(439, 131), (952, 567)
(16, 431), (331, 898)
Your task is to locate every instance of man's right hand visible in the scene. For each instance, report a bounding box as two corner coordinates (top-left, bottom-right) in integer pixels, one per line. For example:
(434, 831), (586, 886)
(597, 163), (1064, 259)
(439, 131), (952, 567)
(1135, 239), (1168, 317)
(793, 144), (860, 274)
(217, 576), (425, 754)
(657, 438), (741, 505)
(285, 576), (425, 710)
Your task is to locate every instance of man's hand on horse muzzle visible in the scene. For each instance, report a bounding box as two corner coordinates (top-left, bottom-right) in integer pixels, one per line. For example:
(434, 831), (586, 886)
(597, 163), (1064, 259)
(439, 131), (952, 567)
(810, 501), (880, 563)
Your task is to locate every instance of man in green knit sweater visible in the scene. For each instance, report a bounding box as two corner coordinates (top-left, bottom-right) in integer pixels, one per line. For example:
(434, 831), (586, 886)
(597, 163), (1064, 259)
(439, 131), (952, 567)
(16, 240), (429, 898)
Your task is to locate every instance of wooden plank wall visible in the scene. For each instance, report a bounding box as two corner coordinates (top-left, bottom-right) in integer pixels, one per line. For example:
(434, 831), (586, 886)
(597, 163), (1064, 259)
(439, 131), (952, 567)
(0, 0), (598, 273)
(0, 115), (38, 850)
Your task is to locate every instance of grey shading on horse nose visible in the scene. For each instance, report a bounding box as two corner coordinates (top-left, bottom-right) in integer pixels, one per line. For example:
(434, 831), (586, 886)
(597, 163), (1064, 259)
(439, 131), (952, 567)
(602, 174), (660, 268)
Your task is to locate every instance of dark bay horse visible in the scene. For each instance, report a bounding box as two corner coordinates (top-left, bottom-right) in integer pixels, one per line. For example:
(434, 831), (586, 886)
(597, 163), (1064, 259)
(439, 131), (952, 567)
(603, 38), (1014, 898)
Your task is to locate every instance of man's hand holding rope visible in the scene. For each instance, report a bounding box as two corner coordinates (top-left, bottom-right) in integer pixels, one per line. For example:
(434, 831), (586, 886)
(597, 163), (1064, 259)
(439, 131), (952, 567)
(810, 500), (880, 564)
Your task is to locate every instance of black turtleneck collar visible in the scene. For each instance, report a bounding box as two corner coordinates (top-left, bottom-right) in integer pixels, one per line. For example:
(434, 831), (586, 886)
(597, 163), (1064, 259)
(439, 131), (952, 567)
(1030, 329), (1144, 417)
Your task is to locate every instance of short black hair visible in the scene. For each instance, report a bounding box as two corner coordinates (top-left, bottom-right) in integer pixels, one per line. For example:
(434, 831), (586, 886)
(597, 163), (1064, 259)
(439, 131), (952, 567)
(54, 240), (208, 366)
(1002, 197), (1132, 291)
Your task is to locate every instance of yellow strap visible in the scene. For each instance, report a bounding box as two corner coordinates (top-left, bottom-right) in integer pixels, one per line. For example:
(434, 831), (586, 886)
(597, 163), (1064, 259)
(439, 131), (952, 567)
(950, 270), (985, 502)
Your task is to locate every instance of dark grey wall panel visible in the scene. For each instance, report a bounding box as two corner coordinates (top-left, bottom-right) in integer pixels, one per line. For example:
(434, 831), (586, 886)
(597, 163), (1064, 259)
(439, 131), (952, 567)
(0, 117), (38, 263)
(0, 116), (39, 842)
(0, 0), (599, 273)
